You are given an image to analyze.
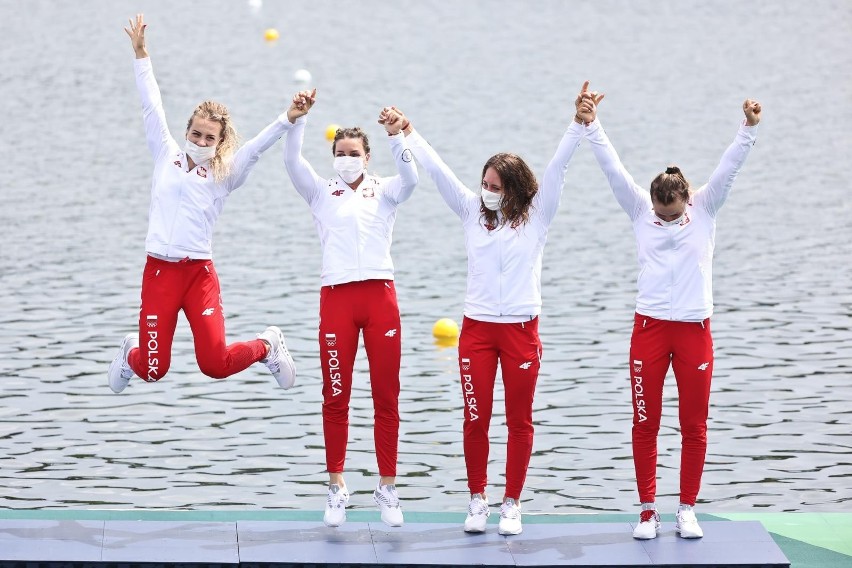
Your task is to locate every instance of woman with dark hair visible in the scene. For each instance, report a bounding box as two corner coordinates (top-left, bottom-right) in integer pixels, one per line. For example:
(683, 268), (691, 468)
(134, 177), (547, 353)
(281, 90), (418, 528)
(579, 85), (761, 540)
(380, 87), (593, 535)
(108, 14), (295, 394)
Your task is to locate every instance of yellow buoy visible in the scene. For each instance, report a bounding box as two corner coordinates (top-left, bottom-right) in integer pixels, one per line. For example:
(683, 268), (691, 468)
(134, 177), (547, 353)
(432, 318), (460, 339)
(264, 28), (279, 41)
(325, 124), (340, 142)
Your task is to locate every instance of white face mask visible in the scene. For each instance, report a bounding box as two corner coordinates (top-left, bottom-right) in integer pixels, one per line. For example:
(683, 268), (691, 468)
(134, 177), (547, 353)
(481, 189), (503, 211)
(333, 156), (366, 184)
(185, 139), (217, 164)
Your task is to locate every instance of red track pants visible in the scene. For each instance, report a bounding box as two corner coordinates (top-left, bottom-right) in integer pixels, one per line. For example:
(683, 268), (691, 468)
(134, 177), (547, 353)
(127, 256), (267, 381)
(318, 280), (402, 477)
(458, 316), (542, 500)
(629, 313), (714, 506)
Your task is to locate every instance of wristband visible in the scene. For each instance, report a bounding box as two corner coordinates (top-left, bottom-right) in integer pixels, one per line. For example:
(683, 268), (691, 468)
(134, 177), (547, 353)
(389, 120), (411, 136)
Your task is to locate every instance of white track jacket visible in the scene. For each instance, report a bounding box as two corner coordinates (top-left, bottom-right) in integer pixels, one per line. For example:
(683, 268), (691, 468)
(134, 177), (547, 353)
(585, 118), (758, 321)
(407, 122), (584, 321)
(135, 57), (289, 259)
(283, 116), (418, 286)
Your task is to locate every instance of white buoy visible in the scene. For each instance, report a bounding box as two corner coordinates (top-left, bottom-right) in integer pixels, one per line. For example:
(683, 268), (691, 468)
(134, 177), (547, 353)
(294, 69), (312, 84)
(248, 0), (262, 12)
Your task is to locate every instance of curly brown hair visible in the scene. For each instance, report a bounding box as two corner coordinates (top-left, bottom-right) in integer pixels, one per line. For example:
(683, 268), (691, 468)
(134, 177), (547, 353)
(480, 153), (538, 230)
(650, 165), (690, 205)
(185, 100), (240, 182)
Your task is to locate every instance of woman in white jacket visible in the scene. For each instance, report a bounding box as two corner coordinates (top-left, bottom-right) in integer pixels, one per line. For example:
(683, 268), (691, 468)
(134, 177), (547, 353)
(579, 85), (761, 541)
(108, 14), (295, 394)
(380, 89), (593, 535)
(282, 90), (418, 528)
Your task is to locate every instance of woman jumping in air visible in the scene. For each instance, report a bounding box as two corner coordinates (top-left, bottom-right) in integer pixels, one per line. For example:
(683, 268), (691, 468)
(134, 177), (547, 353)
(108, 14), (295, 394)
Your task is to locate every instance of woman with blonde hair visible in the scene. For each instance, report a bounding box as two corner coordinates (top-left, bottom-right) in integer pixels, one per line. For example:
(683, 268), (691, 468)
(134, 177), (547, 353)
(108, 14), (295, 393)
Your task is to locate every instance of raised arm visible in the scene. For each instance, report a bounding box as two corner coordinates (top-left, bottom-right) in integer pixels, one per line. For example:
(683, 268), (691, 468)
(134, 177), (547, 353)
(224, 112), (291, 192)
(580, 84), (648, 221)
(695, 99), (761, 216)
(125, 14), (173, 161)
(380, 107), (476, 219)
(537, 82), (601, 225)
(375, 107), (418, 205)
(282, 89), (323, 203)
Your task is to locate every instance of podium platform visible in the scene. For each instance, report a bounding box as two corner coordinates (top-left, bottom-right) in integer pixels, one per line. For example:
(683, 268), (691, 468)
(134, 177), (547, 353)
(0, 514), (795, 567)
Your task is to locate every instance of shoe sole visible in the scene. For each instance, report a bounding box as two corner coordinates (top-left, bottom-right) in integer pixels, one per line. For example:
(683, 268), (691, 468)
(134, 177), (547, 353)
(267, 326), (296, 388)
(323, 488), (349, 528)
(281, 354), (296, 386)
(107, 358), (128, 393)
(377, 505), (404, 527)
(323, 508), (347, 528)
(676, 528), (703, 539)
(464, 515), (489, 533)
(109, 334), (139, 393)
(374, 494), (403, 527)
(632, 522), (661, 539)
(498, 528), (522, 535)
(274, 365), (296, 388)
(108, 339), (132, 394)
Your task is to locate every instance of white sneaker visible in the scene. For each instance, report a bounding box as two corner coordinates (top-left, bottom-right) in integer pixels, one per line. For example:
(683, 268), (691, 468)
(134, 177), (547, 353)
(676, 504), (704, 538)
(108, 333), (139, 393)
(463, 493), (490, 533)
(497, 498), (522, 535)
(373, 483), (404, 527)
(323, 484), (349, 527)
(258, 326), (296, 388)
(632, 507), (661, 539)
